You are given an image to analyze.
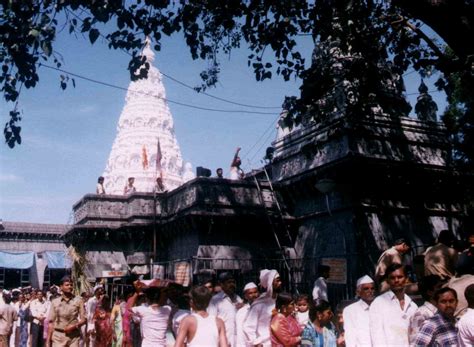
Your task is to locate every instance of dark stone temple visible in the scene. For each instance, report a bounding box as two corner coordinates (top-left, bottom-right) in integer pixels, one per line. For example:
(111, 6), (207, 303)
(1, 2), (470, 300)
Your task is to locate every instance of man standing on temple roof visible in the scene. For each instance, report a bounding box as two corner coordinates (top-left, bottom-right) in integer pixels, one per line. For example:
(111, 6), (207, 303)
(96, 176), (106, 195)
(343, 275), (376, 347)
(123, 177), (136, 195)
(375, 238), (411, 292)
(369, 264), (418, 346)
(208, 272), (243, 347)
(413, 287), (459, 346)
(312, 265), (330, 302)
(216, 168), (224, 178)
(243, 269), (282, 347)
(424, 229), (458, 280)
(229, 147), (244, 180)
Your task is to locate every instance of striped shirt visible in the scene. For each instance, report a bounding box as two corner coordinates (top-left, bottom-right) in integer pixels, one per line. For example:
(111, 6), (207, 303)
(413, 312), (458, 346)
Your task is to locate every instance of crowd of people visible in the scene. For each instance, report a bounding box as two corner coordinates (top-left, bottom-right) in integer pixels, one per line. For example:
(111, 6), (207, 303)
(1, 229), (473, 347)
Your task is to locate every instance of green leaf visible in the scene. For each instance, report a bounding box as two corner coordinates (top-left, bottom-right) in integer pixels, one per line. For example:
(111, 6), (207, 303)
(42, 41), (52, 56)
(28, 29), (40, 37)
(89, 29), (100, 44)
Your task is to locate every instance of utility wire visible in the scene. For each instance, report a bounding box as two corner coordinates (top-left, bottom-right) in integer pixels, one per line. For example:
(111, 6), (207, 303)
(65, 8), (282, 110)
(241, 114), (280, 163)
(39, 63), (278, 115)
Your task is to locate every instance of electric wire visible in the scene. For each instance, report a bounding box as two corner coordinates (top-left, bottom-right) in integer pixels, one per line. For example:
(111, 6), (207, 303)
(64, 8), (282, 110)
(39, 63), (278, 115)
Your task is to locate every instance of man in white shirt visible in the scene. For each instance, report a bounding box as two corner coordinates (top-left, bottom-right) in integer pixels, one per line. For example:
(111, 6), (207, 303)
(235, 282), (259, 347)
(312, 265), (330, 301)
(29, 291), (49, 347)
(458, 283), (474, 346)
(129, 285), (171, 347)
(343, 275), (376, 347)
(243, 269), (282, 347)
(369, 264), (418, 346)
(208, 272), (243, 347)
(85, 285), (104, 347)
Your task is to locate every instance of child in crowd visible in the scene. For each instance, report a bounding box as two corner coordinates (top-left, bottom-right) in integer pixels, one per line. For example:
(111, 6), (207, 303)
(295, 294), (310, 329)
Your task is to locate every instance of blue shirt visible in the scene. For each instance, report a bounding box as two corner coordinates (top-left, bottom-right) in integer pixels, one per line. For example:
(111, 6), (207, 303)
(301, 321), (337, 347)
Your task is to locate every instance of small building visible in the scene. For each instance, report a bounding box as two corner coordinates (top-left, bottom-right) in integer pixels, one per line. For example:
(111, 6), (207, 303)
(0, 221), (70, 289)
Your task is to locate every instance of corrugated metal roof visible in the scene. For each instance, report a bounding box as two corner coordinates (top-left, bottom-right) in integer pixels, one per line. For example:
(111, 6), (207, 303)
(0, 221), (70, 235)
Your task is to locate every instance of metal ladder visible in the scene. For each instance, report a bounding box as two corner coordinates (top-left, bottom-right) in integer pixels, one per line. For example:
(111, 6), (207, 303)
(253, 166), (298, 293)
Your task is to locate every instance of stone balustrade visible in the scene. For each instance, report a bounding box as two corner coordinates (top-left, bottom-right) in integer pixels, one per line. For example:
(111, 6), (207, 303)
(72, 177), (278, 227)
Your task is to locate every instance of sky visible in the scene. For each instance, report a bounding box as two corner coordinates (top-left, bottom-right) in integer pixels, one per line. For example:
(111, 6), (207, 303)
(0, 21), (448, 224)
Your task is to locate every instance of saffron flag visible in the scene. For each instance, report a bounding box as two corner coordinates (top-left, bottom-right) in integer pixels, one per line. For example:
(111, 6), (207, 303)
(156, 138), (162, 178)
(142, 145), (149, 170)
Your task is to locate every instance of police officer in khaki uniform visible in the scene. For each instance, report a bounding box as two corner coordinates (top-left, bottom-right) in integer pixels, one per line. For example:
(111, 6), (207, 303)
(47, 276), (86, 347)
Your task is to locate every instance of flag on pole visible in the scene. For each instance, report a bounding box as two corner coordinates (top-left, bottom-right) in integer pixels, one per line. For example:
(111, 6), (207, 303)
(142, 145), (149, 170)
(155, 138), (162, 178)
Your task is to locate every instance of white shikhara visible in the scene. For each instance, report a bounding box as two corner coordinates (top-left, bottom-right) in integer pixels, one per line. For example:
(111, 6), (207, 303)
(103, 40), (194, 194)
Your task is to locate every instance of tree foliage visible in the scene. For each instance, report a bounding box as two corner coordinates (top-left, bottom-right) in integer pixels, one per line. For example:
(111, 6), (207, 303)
(1, 0), (473, 168)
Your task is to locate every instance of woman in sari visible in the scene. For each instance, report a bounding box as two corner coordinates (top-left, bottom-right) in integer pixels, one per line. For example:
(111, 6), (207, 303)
(110, 295), (124, 347)
(270, 292), (302, 347)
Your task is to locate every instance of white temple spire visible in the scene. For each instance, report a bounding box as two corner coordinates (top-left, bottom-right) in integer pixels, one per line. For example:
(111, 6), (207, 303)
(102, 39), (194, 194)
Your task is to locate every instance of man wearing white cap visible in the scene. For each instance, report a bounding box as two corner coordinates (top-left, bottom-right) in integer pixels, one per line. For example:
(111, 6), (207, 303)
(343, 275), (376, 347)
(243, 269), (282, 347)
(235, 282), (259, 347)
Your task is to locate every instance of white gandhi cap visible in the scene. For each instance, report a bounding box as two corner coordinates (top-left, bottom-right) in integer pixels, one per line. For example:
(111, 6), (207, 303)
(356, 275), (374, 287)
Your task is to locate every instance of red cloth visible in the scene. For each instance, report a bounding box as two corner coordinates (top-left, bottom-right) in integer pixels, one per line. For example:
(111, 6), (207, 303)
(270, 313), (302, 347)
(94, 309), (114, 347)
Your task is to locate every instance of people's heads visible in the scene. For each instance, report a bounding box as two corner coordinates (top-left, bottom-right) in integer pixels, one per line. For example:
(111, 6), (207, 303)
(356, 275), (376, 304)
(393, 238), (411, 254)
(386, 264), (408, 292)
(243, 282), (259, 304)
(259, 269), (281, 296)
(296, 294), (310, 313)
(464, 284), (474, 308)
(176, 292), (191, 310)
(59, 276), (73, 295)
(438, 229), (455, 246)
(190, 285), (213, 311)
(309, 299), (333, 326)
(36, 291), (45, 301)
(128, 177), (135, 185)
(94, 285), (104, 299)
(144, 287), (167, 305)
(218, 272), (237, 296)
(216, 168), (223, 178)
(166, 283), (184, 303)
(201, 278), (215, 293)
(434, 287), (458, 319)
(318, 265), (331, 279)
(98, 176), (104, 184)
(275, 292), (295, 317)
(272, 274), (282, 293)
(418, 275), (443, 302)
